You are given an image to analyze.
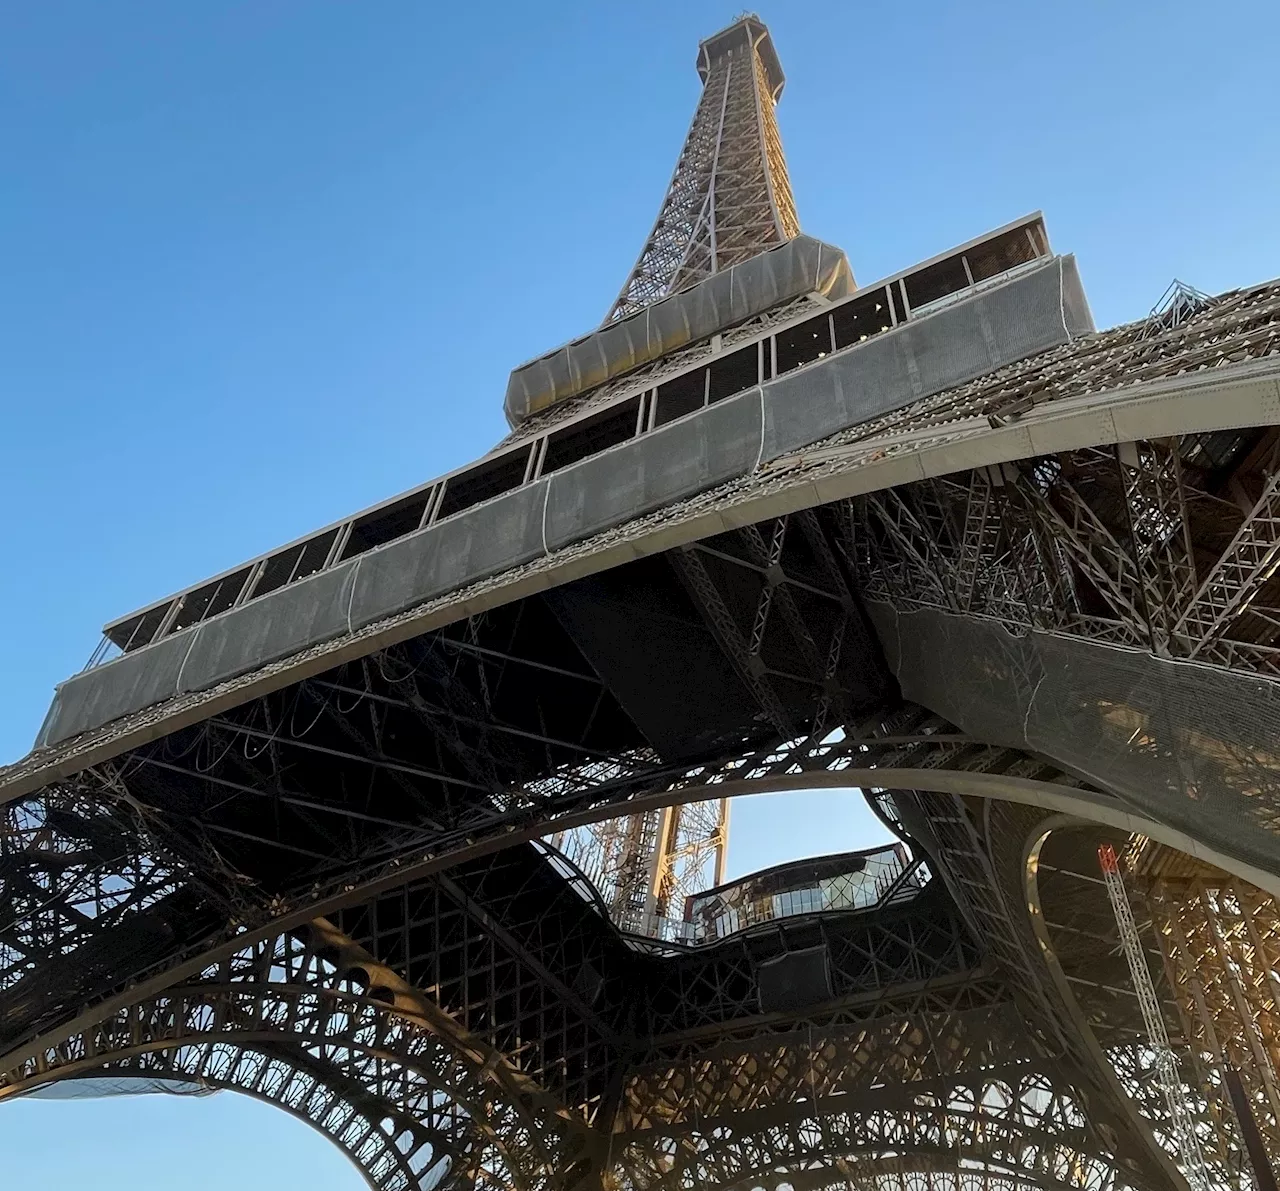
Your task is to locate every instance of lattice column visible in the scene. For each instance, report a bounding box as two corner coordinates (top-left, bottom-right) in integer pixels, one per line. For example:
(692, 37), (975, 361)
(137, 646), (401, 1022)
(646, 799), (728, 928)
(606, 15), (798, 322)
(1116, 440), (1198, 655)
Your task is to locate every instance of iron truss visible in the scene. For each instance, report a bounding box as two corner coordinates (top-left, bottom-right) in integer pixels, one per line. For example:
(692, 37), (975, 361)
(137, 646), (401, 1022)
(0, 695), (1053, 1055)
(555, 505), (880, 937)
(0, 918), (578, 1191)
(844, 424), (1280, 875)
(0, 828), (1170, 1191)
(1029, 826), (1280, 1191)
(5, 20), (1280, 1180)
(606, 15), (799, 322)
(847, 435), (1280, 666)
(11, 433), (1280, 1187)
(2, 691), (1191, 1191)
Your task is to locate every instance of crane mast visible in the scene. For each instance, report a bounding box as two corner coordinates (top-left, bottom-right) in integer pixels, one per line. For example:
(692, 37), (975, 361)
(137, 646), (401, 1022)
(1099, 844), (1212, 1190)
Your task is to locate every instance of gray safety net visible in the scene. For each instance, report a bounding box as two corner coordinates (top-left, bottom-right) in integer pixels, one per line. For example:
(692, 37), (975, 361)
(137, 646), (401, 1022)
(870, 602), (1280, 880)
(26, 1076), (213, 1099)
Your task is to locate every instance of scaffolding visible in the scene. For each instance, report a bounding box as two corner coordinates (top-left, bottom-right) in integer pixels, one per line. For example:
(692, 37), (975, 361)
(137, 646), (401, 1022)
(1099, 843), (1211, 1190)
(549, 799), (728, 938)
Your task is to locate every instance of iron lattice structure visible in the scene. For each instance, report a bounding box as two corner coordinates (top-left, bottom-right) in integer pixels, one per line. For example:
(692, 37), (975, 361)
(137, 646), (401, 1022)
(5, 13), (1280, 1191)
(551, 10), (806, 920)
(549, 796), (728, 938)
(606, 14), (799, 322)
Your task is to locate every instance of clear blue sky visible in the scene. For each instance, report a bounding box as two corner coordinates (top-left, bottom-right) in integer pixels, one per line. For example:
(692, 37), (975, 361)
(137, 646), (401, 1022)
(2, 1), (1278, 1185)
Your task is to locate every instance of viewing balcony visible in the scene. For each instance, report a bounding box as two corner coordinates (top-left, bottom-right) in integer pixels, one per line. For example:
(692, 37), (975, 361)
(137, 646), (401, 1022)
(541, 839), (930, 949)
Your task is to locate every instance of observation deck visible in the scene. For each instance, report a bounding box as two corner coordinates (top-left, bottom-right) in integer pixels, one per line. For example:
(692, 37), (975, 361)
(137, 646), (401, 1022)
(682, 842), (926, 941)
(543, 839), (932, 948)
(43, 213), (1081, 752)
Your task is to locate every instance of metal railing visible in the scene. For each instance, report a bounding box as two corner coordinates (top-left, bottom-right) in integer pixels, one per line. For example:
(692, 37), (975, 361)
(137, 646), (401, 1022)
(678, 843), (927, 943)
(83, 216), (1050, 672)
(538, 840), (931, 950)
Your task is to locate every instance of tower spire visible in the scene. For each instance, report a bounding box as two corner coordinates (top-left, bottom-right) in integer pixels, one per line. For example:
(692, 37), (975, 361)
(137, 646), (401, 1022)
(605, 14), (800, 323)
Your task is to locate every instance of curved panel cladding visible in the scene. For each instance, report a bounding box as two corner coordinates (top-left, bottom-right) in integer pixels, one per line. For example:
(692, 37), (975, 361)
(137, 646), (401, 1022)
(505, 235), (853, 426)
(37, 255), (1089, 749)
(872, 601), (1280, 880)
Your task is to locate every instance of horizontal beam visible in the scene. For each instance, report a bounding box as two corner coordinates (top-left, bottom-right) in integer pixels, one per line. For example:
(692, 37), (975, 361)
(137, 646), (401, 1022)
(7, 354), (1279, 807)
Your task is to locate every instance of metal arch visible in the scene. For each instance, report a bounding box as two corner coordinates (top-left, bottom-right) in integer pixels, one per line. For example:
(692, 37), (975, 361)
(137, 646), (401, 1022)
(0, 933), (575, 1191)
(608, 757), (1187, 1187)
(893, 790), (1189, 1188)
(0, 763), (1254, 1188)
(0, 724), (998, 1075)
(8, 724), (1280, 1191)
(3, 1021), (491, 1191)
(1025, 820), (1280, 1190)
(11, 711), (1280, 1089)
(33, 1064), (428, 1191)
(1022, 822), (1207, 1185)
(613, 1064), (1151, 1191)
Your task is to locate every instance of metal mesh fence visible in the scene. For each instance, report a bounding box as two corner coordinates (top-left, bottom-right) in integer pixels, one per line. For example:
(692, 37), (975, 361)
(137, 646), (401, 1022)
(870, 602), (1280, 879)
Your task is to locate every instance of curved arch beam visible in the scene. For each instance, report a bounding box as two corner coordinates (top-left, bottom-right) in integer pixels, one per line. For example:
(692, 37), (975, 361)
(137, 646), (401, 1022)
(24, 1050), (436, 1191)
(0, 979), (556, 1153)
(1, 986), (552, 1191)
(8, 759), (1280, 1085)
(1021, 818), (1235, 1190)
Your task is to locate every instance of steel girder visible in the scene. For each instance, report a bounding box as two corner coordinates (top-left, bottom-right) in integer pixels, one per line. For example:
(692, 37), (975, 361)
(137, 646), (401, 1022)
(13, 428), (1280, 1190)
(849, 429), (1280, 885)
(326, 849), (626, 1119)
(556, 506), (872, 938)
(0, 489), (1222, 1191)
(0, 697), (1096, 1061)
(1148, 873), (1280, 1154)
(0, 882), (1153, 1191)
(849, 432), (1280, 672)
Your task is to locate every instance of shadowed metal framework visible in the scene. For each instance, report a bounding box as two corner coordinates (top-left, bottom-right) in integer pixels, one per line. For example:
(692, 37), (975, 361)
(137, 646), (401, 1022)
(5, 13), (1280, 1191)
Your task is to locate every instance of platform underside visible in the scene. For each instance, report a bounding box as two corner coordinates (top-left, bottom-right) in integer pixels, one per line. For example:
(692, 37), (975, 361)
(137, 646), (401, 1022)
(4, 283), (1280, 1191)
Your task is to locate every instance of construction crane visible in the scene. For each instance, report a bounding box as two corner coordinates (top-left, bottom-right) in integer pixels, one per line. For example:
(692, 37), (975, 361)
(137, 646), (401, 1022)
(1098, 844), (1212, 1191)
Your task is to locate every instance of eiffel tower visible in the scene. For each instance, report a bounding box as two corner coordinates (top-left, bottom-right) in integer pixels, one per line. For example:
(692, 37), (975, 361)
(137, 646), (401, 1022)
(5, 14), (1280, 1191)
